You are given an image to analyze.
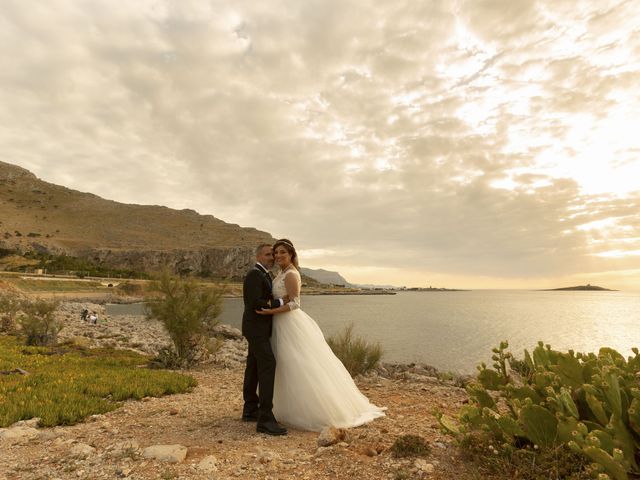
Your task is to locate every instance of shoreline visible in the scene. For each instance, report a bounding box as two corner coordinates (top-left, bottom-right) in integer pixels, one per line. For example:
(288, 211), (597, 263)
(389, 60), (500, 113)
(58, 300), (470, 380)
(0, 299), (476, 480)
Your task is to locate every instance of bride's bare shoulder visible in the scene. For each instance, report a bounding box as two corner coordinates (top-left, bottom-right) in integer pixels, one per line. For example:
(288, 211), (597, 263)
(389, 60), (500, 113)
(284, 268), (301, 279)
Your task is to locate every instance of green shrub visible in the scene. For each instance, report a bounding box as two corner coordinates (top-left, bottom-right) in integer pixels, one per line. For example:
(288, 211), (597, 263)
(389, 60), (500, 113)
(18, 298), (61, 346)
(393, 468), (412, 480)
(326, 323), (383, 377)
(439, 341), (640, 480)
(149, 335), (213, 369)
(145, 270), (223, 368)
(14, 251), (148, 279)
(391, 434), (431, 458)
(0, 291), (22, 333)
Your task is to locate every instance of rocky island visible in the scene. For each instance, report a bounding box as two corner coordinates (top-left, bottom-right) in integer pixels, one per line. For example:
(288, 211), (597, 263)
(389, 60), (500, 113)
(542, 284), (617, 291)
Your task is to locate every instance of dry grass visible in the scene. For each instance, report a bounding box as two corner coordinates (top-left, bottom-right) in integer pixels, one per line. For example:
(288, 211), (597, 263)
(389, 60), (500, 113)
(6, 278), (105, 293)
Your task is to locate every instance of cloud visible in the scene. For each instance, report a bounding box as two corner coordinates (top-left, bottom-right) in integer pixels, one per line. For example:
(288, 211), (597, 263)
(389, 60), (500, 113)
(0, 0), (639, 286)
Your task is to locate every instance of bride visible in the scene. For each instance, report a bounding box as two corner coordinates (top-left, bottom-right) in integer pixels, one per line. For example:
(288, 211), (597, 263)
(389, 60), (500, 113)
(256, 239), (385, 432)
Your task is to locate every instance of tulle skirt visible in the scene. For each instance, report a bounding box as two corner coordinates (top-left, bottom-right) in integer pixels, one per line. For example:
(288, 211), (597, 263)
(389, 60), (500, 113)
(270, 308), (386, 432)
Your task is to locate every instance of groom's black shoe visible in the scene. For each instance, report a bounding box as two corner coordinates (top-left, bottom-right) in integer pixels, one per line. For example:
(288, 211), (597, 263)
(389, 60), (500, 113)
(241, 412), (259, 422)
(256, 419), (287, 436)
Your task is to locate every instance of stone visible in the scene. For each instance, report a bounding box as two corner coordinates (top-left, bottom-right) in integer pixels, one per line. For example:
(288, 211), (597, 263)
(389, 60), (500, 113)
(111, 440), (140, 457)
(198, 455), (219, 472)
(314, 446), (335, 457)
(70, 443), (97, 458)
(115, 466), (133, 477)
(142, 444), (188, 463)
(360, 446), (378, 457)
(414, 459), (434, 473)
(212, 324), (242, 339)
(14, 418), (41, 428)
(38, 430), (63, 442)
(317, 426), (348, 447)
(0, 426), (40, 443)
(257, 450), (281, 464)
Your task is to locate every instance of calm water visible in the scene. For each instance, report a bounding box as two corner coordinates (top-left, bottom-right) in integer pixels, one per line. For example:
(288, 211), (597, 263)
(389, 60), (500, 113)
(107, 290), (640, 373)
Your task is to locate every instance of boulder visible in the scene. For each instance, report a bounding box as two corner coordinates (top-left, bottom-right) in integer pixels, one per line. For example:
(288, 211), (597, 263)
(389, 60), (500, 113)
(212, 324), (242, 340)
(198, 455), (219, 472)
(317, 427), (349, 447)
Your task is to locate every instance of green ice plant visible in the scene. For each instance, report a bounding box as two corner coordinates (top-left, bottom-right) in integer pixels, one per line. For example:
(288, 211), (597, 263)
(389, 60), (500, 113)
(438, 341), (640, 480)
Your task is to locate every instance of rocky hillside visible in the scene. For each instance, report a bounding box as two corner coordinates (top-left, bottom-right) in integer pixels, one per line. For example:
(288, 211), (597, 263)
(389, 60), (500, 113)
(0, 161), (273, 279)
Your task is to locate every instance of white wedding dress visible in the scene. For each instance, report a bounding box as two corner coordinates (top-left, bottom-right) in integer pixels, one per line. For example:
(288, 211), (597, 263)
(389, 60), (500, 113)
(270, 269), (386, 431)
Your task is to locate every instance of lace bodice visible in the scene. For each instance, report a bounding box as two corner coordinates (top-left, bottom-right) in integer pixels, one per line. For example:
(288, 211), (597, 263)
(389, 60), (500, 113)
(273, 268), (301, 310)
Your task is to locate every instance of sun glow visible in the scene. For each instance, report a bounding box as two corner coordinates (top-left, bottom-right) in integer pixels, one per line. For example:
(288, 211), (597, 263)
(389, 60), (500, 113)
(593, 250), (640, 258)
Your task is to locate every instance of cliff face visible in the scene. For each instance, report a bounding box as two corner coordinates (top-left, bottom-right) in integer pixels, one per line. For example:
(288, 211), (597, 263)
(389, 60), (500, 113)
(85, 246), (258, 280)
(0, 161), (273, 279)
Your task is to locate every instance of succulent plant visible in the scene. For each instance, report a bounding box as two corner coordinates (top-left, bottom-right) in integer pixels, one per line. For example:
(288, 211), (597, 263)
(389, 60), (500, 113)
(438, 341), (640, 480)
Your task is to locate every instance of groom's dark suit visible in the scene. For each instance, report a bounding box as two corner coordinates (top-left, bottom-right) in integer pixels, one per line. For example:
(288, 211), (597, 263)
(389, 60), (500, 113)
(241, 263), (277, 424)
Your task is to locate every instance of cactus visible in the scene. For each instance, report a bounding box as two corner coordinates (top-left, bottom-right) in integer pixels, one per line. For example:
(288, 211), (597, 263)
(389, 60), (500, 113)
(551, 351), (584, 389)
(437, 413), (461, 436)
(586, 391), (610, 425)
(557, 417), (585, 444)
(607, 415), (638, 471)
(628, 398), (640, 436)
(446, 341), (640, 479)
(477, 367), (503, 391)
(519, 404), (558, 447)
(601, 370), (622, 418)
(559, 388), (579, 419)
(581, 446), (628, 480)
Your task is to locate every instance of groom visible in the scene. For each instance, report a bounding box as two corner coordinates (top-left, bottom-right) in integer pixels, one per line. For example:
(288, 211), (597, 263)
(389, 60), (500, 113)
(241, 243), (287, 436)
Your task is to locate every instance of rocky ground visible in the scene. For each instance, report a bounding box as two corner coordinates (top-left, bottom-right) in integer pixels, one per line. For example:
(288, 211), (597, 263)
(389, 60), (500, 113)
(0, 303), (481, 480)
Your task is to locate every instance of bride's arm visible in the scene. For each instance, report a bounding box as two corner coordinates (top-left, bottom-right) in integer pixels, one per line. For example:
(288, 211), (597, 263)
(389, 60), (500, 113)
(256, 272), (300, 315)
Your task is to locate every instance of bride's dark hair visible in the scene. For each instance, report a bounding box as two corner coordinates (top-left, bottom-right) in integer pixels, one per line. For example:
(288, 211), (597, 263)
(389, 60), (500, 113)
(273, 238), (299, 269)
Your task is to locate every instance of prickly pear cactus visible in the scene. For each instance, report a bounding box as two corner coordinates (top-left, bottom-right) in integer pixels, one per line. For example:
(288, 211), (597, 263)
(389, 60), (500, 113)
(438, 341), (640, 480)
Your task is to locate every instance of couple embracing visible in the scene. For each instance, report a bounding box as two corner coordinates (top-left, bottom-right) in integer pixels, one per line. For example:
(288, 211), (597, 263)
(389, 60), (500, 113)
(241, 239), (386, 435)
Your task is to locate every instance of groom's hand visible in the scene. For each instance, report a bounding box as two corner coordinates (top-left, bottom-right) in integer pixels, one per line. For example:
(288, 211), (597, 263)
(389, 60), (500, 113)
(256, 299), (272, 310)
(282, 295), (290, 304)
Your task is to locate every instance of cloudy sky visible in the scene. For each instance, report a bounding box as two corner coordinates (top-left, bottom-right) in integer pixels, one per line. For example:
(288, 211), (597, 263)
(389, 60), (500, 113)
(1, 0), (639, 289)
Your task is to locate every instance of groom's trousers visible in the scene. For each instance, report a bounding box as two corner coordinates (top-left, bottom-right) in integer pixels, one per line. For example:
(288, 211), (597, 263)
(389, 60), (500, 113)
(242, 336), (276, 419)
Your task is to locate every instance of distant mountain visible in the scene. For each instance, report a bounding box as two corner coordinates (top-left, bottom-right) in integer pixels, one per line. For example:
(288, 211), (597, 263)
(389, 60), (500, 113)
(0, 161), (273, 279)
(351, 283), (399, 290)
(300, 267), (351, 286)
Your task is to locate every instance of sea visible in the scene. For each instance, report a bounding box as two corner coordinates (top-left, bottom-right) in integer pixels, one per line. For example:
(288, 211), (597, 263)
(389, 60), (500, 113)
(106, 290), (640, 374)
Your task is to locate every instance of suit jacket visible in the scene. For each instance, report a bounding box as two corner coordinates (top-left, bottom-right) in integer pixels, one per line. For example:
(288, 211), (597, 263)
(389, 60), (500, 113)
(242, 265), (274, 339)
